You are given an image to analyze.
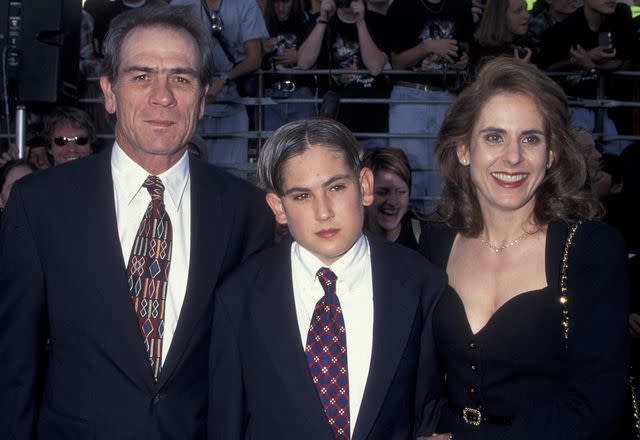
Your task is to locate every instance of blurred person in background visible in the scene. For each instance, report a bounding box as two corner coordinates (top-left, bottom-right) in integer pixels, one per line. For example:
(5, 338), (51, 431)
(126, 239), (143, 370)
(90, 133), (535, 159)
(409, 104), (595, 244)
(261, 0), (316, 130)
(43, 106), (97, 166)
(362, 147), (423, 250)
(471, 0), (533, 69)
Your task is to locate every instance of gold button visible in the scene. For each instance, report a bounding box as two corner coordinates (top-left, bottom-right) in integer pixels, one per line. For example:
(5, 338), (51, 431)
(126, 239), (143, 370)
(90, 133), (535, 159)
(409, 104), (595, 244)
(470, 387), (476, 394)
(469, 342), (477, 349)
(470, 364), (477, 371)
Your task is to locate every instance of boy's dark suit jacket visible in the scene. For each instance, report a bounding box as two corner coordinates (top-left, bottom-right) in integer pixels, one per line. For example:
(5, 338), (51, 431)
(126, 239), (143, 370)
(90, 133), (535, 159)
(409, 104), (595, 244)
(0, 150), (274, 439)
(208, 234), (446, 439)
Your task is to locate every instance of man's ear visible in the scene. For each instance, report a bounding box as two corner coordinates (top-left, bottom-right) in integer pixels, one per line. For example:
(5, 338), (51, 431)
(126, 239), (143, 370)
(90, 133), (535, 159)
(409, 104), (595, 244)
(99, 76), (117, 115)
(360, 167), (374, 207)
(265, 192), (288, 225)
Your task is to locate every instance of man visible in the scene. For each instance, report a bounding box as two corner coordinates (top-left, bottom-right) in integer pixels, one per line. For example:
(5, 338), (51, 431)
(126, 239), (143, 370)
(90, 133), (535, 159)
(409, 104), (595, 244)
(0, 6), (273, 439)
(43, 106), (96, 166)
(170, 0), (268, 172)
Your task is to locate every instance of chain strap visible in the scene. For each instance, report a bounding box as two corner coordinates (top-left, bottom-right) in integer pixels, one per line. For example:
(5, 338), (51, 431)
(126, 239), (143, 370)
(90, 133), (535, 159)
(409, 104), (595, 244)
(561, 220), (640, 436)
(631, 374), (640, 439)
(559, 222), (580, 345)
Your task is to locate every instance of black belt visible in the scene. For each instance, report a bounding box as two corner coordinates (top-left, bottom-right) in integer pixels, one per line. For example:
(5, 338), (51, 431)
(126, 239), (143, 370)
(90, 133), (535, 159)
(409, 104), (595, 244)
(448, 403), (512, 426)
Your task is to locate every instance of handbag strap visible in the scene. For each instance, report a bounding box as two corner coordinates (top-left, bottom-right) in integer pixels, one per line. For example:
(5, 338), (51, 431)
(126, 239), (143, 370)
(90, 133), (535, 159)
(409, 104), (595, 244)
(560, 221), (581, 345)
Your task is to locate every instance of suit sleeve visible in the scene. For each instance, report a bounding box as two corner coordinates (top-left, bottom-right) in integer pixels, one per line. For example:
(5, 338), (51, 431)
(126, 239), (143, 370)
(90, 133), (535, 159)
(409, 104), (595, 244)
(0, 184), (48, 439)
(489, 222), (630, 439)
(415, 265), (448, 437)
(208, 278), (246, 440)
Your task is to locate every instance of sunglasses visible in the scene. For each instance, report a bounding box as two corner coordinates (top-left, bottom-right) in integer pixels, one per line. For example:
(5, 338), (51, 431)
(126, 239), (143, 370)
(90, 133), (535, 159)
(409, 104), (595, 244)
(53, 136), (89, 146)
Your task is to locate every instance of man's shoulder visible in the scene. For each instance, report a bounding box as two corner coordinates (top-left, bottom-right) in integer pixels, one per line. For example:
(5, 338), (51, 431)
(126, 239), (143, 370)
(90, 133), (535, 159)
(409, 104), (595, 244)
(190, 158), (264, 199)
(217, 242), (289, 300)
(368, 234), (440, 278)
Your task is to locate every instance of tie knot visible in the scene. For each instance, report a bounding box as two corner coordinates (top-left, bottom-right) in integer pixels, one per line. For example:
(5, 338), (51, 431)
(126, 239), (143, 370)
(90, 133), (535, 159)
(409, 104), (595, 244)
(316, 267), (337, 294)
(143, 176), (165, 201)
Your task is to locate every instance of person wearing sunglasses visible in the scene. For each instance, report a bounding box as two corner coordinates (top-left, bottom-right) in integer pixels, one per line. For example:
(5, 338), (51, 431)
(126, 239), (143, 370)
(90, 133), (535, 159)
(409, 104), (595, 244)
(43, 105), (96, 166)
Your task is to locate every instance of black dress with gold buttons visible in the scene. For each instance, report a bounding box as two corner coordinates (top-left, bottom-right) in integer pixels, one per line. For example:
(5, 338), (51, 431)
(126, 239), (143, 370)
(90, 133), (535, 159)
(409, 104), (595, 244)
(419, 220), (630, 439)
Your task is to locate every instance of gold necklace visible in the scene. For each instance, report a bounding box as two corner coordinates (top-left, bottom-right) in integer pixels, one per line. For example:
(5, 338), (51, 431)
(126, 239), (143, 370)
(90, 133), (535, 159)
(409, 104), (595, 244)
(479, 231), (530, 253)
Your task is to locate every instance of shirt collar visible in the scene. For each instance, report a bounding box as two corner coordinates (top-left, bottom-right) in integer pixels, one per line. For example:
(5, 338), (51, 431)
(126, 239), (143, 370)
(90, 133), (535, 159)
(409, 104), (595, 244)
(111, 142), (190, 210)
(292, 233), (369, 297)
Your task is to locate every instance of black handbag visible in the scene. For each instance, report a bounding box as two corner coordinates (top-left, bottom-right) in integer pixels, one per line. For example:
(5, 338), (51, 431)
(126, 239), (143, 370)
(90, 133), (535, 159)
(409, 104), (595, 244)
(560, 221), (640, 438)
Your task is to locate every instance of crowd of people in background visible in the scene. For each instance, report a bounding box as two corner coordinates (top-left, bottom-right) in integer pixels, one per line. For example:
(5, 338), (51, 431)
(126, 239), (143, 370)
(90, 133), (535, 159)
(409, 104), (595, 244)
(0, 1), (639, 438)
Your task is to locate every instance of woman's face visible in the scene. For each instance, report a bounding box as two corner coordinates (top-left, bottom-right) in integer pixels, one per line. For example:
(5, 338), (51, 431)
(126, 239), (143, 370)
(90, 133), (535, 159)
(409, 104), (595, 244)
(506, 0), (530, 36)
(274, 0), (294, 21)
(457, 92), (553, 217)
(547, 0), (578, 17)
(367, 169), (410, 238)
(0, 165), (33, 207)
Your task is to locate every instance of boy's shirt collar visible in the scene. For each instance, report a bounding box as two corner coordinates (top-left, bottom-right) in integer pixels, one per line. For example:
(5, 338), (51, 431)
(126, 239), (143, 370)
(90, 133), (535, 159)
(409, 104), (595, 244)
(292, 233), (369, 298)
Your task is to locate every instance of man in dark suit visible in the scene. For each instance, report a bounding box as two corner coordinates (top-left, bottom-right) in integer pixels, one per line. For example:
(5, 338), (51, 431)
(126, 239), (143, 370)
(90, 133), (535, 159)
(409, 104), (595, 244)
(208, 118), (448, 439)
(0, 6), (272, 439)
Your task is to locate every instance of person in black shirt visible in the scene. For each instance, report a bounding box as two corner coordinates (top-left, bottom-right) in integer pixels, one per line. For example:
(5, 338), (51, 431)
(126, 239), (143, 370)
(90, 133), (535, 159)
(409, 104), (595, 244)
(261, 0), (316, 130)
(385, 0), (473, 214)
(298, 0), (390, 147)
(540, 0), (636, 155)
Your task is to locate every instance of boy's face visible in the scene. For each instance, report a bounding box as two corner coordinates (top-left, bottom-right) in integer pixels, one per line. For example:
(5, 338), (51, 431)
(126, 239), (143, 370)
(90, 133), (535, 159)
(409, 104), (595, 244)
(266, 144), (374, 266)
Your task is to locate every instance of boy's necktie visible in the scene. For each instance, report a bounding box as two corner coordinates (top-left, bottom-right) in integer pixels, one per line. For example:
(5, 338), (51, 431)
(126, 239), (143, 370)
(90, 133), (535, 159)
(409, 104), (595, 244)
(126, 175), (172, 382)
(305, 267), (350, 439)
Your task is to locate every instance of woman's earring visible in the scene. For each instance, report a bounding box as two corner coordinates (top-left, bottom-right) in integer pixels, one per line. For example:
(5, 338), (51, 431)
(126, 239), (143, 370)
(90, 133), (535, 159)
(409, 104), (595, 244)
(461, 158), (468, 165)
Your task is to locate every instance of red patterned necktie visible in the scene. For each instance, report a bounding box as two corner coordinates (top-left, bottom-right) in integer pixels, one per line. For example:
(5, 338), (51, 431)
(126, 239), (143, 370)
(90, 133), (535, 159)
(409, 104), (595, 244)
(305, 267), (350, 440)
(126, 176), (172, 381)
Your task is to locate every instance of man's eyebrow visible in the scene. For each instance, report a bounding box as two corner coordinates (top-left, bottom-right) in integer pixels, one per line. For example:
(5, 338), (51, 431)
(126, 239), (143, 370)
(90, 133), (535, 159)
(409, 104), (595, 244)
(122, 65), (198, 76)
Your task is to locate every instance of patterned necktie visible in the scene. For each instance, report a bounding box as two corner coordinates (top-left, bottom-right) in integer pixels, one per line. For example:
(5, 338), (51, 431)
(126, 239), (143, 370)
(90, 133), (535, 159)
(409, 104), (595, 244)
(305, 267), (350, 440)
(126, 176), (172, 381)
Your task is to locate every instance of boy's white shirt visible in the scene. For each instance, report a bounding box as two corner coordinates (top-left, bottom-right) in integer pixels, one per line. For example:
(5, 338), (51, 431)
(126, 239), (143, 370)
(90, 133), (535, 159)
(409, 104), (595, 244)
(290, 233), (374, 436)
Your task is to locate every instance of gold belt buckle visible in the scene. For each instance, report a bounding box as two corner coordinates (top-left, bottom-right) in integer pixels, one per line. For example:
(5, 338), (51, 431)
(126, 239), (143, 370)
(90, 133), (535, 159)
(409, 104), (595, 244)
(462, 407), (482, 426)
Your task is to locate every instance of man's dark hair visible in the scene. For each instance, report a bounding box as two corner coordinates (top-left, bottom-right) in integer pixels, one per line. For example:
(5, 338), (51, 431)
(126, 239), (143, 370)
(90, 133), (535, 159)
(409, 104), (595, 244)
(101, 4), (214, 88)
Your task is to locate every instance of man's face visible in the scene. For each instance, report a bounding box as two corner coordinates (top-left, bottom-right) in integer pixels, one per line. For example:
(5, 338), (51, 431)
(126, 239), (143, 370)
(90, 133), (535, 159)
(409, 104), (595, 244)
(266, 144), (374, 266)
(49, 121), (92, 166)
(100, 25), (207, 174)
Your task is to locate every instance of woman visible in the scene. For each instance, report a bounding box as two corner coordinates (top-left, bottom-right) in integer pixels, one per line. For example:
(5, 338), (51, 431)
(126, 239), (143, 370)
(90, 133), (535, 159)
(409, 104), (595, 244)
(0, 159), (35, 223)
(260, 0), (315, 130)
(471, 0), (532, 69)
(420, 57), (629, 438)
(362, 147), (422, 250)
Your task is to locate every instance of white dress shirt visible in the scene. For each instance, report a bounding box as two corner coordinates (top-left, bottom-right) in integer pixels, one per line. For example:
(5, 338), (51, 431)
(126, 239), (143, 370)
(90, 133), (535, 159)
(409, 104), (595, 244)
(291, 234), (374, 436)
(111, 143), (191, 365)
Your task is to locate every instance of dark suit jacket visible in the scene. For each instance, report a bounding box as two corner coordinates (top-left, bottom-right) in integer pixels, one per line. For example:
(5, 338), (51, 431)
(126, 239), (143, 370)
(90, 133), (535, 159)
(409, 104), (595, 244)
(0, 149), (274, 439)
(208, 234), (446, 440)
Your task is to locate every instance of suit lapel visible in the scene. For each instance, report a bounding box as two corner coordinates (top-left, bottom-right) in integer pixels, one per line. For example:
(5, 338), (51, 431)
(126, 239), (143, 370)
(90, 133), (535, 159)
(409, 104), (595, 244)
(352, 238), (420, 440)
(157, 158), (225, 388)
(250, 243), (335, 437)
(71, 151), (156, 392)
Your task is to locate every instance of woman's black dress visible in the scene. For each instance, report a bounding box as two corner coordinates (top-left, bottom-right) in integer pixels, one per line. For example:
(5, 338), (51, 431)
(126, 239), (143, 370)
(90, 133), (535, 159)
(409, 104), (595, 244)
(419, 220), (630, 439)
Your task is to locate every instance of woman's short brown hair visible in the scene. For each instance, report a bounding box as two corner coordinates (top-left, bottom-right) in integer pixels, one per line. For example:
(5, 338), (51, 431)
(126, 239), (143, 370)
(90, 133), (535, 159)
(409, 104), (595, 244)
(361, 147), (412, 191)
(433, 57), (600, 236)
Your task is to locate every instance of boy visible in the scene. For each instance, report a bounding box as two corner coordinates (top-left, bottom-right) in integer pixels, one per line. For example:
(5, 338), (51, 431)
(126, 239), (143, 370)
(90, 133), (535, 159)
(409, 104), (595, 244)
(208, 118), (447, 439)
